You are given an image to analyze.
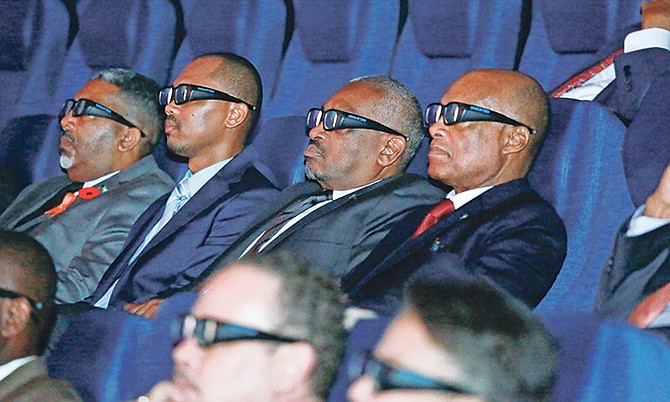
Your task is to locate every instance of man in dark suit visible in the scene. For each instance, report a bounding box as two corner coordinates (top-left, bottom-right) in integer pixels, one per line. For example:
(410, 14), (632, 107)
(0, 231), (81, 401)
(596, 163), (670, 321)
(0, 69), (174, 304)
(553, 0), (670, 205)
(345, 69), (567, 314)
(189, 76), (445, 290)
(88, 53), (280, 316)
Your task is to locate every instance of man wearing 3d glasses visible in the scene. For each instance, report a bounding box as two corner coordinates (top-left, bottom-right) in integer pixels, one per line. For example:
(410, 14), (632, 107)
(186, 75), (445, 295)
(347, 277), (558, 402)
(0, 69), (174, 304)
(344, 69), (567, 315)
(86, 53), (280, 316)
(142, 252), (346, 402)
(0, 230), (82, 401)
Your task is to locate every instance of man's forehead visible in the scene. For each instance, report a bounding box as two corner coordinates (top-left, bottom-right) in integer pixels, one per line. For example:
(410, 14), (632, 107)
(75, 79), (122, 107)
(192, 265), (282, 329)
(323, 81), (378, 115)
(174, 57), (227, 90)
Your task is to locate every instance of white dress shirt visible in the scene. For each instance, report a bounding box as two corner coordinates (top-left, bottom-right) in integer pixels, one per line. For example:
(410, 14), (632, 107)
(0, 356), (37, 383)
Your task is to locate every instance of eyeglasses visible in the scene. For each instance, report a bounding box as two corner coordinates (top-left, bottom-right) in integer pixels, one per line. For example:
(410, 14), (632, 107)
(59, 98), (146, 137)
(306, 108), (409, 141)
(172, 314), (303, 347)
(348, 353), (472, 395)
(0, 287), (45, 312)
(425, 102), (538, 135)
(159, 83), (257, 110)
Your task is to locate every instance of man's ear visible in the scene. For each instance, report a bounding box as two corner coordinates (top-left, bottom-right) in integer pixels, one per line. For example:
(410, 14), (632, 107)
(117, 126), (143, 152)
(225, 103), (250, 128)
(501, 126), (531, 155)
(271, 342), (317, 396)
(0, 299), (31, 338)
(378, 136), (406, 167)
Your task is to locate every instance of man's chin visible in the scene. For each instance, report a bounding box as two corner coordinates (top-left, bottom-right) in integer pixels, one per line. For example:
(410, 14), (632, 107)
(59, 154), (75, 170)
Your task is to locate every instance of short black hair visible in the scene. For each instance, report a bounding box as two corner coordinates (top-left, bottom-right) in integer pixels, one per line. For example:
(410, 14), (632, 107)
(239, 251), (346, 399)
(0, 230), (57, 354)
(406, 277), (558, 402)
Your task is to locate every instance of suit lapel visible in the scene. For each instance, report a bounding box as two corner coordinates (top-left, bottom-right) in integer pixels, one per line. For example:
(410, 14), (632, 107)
(344, 178), (532, 294)
(261, 177), (404, 251)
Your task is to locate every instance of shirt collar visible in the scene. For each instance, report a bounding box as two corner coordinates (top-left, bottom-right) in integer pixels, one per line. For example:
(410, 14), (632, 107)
(181, 158), (233, 198)
(83, 170), (120, 188)
(446, 186), (493, 210)
(0, 356), (38, 383)
(331, 179), (381, 200)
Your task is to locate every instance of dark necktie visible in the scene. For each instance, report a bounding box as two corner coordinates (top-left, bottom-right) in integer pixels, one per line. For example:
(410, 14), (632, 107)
(551, 48), (624, 98)
(15, 181), (83, 227)
(411, 199), (455, 239)
(248, 190), (333, 253)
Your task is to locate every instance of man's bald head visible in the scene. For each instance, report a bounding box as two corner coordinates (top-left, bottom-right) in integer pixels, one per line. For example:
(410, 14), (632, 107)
(452, 69), (549, 159)
(194, 53), (263, 130)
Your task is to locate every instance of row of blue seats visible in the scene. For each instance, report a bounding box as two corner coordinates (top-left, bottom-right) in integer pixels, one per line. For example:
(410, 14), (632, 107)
(0, 0), (642, 123)
(0, 0), (641, 144)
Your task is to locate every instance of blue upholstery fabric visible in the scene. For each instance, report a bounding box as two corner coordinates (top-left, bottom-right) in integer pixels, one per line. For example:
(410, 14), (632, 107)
(125, 292), (198, 398)
(47, 309), (155, 402)
(539, 310), (670, 402)
(390, 0), (523, 107)
(266, 0), (400, 119)
(0, 0), (70, 128)
(47, 293), (197, 402)
(248, 116), (310, 188)
(169, 0), (287, 111)
(529, 99), (634, 311)
(518, 0), (640, 90)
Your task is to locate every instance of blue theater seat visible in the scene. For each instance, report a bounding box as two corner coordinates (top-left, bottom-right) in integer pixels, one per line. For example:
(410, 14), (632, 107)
(518, 0), (640, 91)
(169, 0), (287, 109)
(539, 310), (670, 402)
(529, 99), (634, 311)
(266, 0), (400, 119)
(390, 0), (524, 107)
(47, 293), (197, 402)
(0, 0), (70, 189)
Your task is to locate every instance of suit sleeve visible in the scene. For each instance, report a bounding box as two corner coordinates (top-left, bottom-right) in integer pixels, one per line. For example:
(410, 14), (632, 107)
(596, 218), (670, 319)
(55, 180), (171, 304)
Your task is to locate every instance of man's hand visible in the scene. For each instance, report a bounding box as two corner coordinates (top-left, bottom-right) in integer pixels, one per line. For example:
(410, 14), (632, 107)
(124, 298), (164, 318)
(645, 164), (670, 219)
(641, 0), (670, 31)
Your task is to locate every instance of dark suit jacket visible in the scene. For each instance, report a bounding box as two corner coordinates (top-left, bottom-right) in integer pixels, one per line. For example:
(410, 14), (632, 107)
(345, 178), (567, 315)
(0, 156), (174, 303)
(196, 174), (446, 285)
(0, 357), (81, 401)
(596, 218), (670, 319)
(90, 147), (281, 307)
(560, 24), (670, 205)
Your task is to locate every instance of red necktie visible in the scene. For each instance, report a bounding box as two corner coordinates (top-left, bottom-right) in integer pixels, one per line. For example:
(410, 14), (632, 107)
(411, 199), (455, 239)
(551, 48), (624, 98)
(628, 281), (670, 328)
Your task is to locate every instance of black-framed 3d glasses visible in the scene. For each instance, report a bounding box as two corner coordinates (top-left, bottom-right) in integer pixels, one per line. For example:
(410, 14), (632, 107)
(425, 101), (538, 135)
(59, 98), (146, 137)
(172, 314), (303, 347)
(349, 353), (473, 395)
(159, 84), (257, 110)
(0, 287), (45, 313)
(306, 108), (409, 141)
